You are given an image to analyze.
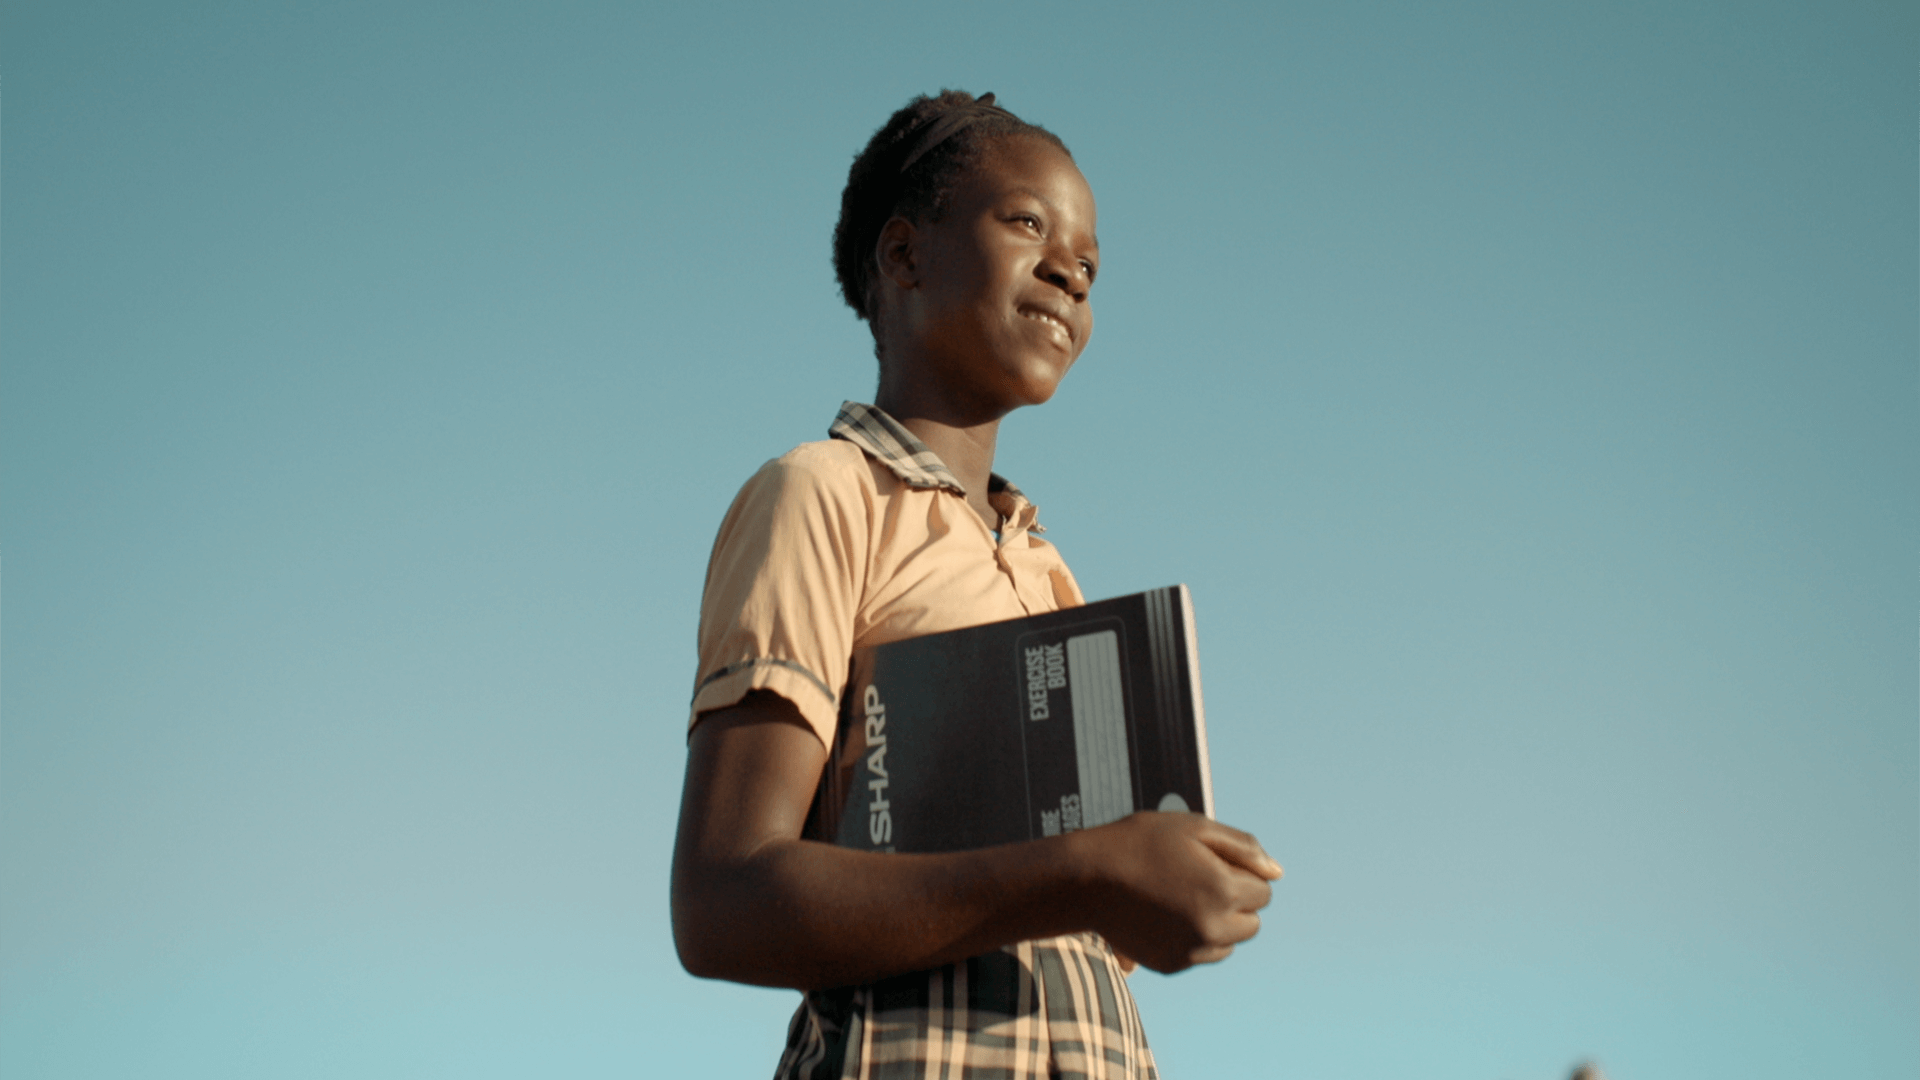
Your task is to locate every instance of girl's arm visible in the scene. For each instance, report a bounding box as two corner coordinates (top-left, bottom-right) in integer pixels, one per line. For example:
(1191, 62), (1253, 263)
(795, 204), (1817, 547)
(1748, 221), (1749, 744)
(671, 690), (1280, 991)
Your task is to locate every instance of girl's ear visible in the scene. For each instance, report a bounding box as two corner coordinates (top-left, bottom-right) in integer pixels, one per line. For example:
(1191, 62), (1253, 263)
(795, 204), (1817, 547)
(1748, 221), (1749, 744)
(874, 216), (921, 291)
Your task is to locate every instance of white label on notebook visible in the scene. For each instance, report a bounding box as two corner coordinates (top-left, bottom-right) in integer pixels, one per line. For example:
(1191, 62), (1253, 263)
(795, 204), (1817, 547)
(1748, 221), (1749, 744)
(1067, 630), (1133, 828)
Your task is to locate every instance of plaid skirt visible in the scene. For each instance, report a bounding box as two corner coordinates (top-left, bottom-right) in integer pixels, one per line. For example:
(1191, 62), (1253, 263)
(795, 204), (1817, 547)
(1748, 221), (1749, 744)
(774, 933), (1157, 1080)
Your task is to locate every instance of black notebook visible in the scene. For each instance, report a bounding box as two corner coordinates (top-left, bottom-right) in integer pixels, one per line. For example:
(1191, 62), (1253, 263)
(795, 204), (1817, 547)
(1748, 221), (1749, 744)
(805, 585), (1212, 854)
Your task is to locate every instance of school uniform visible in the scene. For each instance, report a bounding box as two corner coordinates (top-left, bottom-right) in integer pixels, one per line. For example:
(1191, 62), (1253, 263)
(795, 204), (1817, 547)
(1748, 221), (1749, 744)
(691, 401), (1158, 1080)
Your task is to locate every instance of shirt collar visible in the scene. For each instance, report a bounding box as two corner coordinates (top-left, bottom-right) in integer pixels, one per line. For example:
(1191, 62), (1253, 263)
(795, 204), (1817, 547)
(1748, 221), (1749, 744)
(828, 401), (1043, 531)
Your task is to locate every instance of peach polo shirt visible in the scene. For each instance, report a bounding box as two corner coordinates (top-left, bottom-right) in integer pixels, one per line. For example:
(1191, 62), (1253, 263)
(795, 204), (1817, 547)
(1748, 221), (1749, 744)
(690, 403), (1156, 1080)
(690, 401), (1086, 747)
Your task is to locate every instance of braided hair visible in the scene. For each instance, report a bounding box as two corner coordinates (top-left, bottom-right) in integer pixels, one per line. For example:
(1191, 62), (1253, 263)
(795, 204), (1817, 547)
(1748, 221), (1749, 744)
(832, 90), (1070, 339)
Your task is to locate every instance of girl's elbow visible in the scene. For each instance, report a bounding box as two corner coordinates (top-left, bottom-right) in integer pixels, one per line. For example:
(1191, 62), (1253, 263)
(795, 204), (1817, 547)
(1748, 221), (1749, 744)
(670, 886), (731, 980)
(674, 931), (724, 980)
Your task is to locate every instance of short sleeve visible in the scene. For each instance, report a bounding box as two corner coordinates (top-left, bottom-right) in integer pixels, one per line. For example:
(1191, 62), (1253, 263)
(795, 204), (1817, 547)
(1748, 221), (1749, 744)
(689, 442), (871, 747)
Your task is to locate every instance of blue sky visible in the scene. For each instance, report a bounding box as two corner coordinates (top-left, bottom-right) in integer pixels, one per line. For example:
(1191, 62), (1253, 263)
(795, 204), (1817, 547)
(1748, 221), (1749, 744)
(3, 2), (1914, 1077)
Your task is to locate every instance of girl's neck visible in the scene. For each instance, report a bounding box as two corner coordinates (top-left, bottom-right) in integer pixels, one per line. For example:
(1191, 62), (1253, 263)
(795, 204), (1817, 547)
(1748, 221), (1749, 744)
(874, 384), (1003, 530)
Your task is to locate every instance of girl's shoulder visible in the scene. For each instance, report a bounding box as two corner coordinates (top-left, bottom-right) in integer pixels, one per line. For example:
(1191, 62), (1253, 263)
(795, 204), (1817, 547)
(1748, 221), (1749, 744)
(745, 438), (876, 497)
(771, 437), (870, 477)
(722, 438), (884, 522)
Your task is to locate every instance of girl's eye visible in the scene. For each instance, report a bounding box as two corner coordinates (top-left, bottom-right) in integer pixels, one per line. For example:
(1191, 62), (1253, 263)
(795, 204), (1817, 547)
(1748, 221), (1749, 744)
(1015, 213), (1042, 231)
(1080, 260), (1097, 282)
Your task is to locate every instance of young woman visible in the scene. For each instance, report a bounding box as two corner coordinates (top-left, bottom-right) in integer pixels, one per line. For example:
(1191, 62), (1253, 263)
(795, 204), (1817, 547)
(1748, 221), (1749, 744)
(672, 90), (1281, 1080)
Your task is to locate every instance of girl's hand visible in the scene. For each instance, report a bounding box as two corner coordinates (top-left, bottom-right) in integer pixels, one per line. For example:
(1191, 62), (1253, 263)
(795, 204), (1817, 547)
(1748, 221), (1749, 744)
(1079, 812), (1281, 975)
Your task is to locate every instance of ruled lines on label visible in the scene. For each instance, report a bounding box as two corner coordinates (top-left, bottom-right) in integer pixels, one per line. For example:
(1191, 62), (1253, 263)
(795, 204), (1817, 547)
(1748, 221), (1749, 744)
(1066, 630), (1132, 828)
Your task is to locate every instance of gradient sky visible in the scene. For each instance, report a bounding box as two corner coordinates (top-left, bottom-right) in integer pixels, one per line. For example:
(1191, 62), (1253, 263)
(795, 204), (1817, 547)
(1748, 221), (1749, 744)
(3, 2), (1914, 1078)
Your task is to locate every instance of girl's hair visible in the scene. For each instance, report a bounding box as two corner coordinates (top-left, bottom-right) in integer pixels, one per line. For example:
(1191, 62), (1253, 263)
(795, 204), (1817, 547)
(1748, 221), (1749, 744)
(832, 89), (1070, 330)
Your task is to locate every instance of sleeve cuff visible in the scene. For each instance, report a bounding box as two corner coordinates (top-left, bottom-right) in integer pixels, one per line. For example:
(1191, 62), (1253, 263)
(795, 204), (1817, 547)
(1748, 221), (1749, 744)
(688, 659), (841, 749)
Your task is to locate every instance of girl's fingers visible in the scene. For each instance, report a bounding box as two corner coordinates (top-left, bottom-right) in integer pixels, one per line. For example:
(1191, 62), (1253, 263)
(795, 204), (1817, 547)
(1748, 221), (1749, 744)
(1228, 909), (1263, 944)
(1189, 943), (1236, 966)
(1198, 824), (1284, 880)
(1228, 874), (1274, 914)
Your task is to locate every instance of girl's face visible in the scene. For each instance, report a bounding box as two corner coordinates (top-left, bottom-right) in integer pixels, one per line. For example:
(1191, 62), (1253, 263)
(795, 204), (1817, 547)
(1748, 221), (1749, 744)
(891, 137), (1099, 414)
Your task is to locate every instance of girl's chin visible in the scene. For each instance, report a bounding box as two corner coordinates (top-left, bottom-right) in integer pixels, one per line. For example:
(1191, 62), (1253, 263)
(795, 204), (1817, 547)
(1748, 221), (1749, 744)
(923, 350), (1074, 414)
(1019, 356), (1076, 401)
(1003, 376), (1066, 410)
(982, 354), (1069, 406)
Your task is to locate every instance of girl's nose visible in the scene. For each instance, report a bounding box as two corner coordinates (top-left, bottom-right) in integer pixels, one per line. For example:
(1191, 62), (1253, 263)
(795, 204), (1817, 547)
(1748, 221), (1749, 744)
(1037, 247), (1090, 301)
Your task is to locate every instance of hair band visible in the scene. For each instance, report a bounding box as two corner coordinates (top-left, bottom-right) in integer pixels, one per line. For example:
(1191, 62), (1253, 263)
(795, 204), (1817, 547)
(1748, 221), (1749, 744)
(898, 92), (1018, 174)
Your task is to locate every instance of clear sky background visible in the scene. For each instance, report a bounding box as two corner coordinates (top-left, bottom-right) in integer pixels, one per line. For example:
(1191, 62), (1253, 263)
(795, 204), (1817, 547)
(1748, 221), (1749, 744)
(3, 2), (1913, 1078)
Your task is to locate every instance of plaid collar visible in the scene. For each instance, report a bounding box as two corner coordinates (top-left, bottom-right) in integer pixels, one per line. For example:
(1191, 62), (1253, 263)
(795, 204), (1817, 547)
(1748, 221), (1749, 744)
(828, 402), (1035, 522)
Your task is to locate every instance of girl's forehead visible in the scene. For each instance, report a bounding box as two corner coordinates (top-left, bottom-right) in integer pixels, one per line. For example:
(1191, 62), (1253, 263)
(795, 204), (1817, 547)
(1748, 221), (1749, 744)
(966, 139), (1096, 210)
(977, 136), (1082, 179)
